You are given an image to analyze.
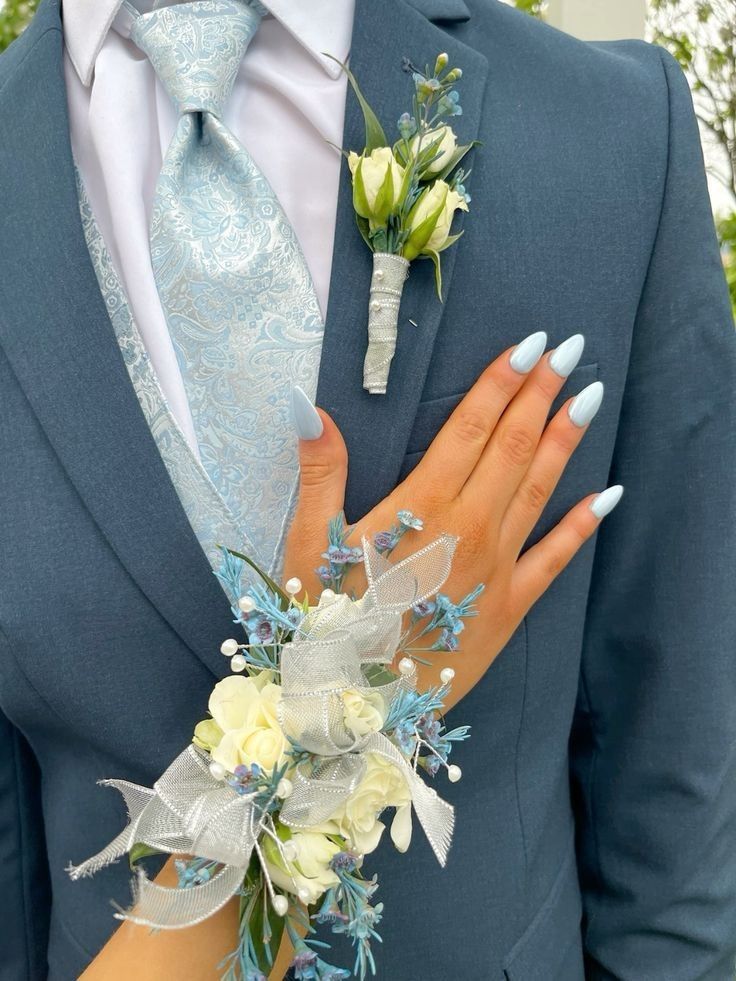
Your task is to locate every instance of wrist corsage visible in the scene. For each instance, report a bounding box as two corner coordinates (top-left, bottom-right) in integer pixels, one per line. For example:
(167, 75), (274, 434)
(69, 513), (482, 980)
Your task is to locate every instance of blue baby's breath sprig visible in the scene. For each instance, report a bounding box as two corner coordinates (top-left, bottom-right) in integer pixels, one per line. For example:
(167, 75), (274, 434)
(399, 582), (486, 657)
(215, 546), (246, 605)
(373, 509), (424, 555)
(238, 583), (305, 640)
(285, 923), (351, 981)
(316, 864), (383, 980)
(382, 683), (449, 732)
(315, 513), (363, 593)
(175, 856), (221, 889)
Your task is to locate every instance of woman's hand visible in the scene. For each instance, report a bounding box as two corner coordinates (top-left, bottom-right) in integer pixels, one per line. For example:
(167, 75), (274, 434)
(284, 331), (622, 711)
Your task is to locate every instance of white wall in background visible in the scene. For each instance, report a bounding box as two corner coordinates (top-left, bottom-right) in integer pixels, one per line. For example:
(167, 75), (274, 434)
(547, 0), (647, 40)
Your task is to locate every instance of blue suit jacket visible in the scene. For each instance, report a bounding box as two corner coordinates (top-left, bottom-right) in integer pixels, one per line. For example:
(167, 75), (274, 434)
(1, 1), (735, 978)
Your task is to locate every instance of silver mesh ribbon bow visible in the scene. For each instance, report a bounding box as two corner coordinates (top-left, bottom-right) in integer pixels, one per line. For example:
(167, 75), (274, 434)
(68, 533), (458, 929)
(277, 534), (458, 865)
(68, 744), (262, 928)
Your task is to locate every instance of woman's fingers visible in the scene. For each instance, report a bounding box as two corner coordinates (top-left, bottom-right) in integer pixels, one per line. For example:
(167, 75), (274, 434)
(510, 485), (624, 611)
(283, 387), (348, 585)
(410, 331), (547, 502)
(462, 334), (586, 513)
(500, 381), (605, 554)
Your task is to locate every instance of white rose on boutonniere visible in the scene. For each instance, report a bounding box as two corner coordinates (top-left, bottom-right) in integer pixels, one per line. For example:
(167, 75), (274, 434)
(263, 830), (341, 904)
(348, 147), (405, 226)
(410, 124), (458, 177)
(402, 180), (469, 261)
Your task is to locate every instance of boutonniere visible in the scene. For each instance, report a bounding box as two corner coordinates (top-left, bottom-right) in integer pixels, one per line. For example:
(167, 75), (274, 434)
(335, 52), (477, 395)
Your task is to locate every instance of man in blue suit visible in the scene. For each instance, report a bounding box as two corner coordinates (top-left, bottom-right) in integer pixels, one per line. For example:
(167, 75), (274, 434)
(0, 0), (735, 978)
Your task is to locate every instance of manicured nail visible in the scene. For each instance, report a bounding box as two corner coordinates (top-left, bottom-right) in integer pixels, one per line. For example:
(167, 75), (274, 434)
(549, 333), (585, 378)
(590, 484), (624, 519)
(509, 331), (547, 374)
(568, 381), (604, 427)
(291, 386), (323, 440)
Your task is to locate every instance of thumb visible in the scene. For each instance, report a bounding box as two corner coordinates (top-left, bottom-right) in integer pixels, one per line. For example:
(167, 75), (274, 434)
(284, 386), (348, 587)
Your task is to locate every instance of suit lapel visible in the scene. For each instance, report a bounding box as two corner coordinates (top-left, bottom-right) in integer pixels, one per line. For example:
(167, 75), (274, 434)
(0, 0), (234, 675)
(317, 0), (488, 522)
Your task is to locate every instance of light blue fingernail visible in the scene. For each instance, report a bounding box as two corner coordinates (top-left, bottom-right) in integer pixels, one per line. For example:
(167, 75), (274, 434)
(291, 385), (323, 440)
(568, 381), (604, 427)
(590, 484), (624, 519)
(509, 331), (547, 374)
(549, 333), (585, 378)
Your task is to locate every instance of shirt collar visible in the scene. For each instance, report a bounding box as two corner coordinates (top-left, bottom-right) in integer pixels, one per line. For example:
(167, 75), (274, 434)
(63, 0), (354, 86)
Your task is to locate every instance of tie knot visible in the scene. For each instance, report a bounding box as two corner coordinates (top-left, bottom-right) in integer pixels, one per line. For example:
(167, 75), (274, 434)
(130, 0), (262, 117)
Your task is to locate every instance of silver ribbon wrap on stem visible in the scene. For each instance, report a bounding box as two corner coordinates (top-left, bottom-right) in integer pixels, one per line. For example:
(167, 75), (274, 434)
(68, 533), (459, 929)
(363, 251), (409, 395)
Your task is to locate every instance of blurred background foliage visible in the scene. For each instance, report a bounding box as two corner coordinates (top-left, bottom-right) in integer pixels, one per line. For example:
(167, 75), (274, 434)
(649, 0), (736, 315)
(0, 0), (37, 51)
(1, 0), (734, 315)
(510, 0), (736, 317)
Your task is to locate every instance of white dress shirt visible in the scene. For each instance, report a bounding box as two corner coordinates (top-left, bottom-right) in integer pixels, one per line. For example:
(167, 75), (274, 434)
(63, 0), (354, 451)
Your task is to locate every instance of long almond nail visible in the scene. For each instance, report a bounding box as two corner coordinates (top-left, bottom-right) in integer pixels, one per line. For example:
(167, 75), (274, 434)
(549, 333), (585, 378)
(569, 381), (604, 427)
(291, 386), (323, 440)
(509, 331), (547, 374)
(590, 485), (624, 519)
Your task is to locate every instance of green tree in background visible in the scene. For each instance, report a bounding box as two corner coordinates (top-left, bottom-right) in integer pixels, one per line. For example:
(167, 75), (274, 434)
(651, 1), (735, 203)
(513, 0), (736, 317)
(0, 0), (38, 52)
(650, 1), (736, 316)
(513, 0), (547, 16)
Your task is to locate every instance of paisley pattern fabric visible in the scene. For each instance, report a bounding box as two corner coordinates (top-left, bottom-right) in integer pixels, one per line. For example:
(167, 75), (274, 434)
(76, 167), (262, 584)
(126, 0), (323, 577)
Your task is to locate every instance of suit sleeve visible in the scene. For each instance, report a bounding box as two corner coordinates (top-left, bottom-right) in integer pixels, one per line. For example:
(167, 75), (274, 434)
(0, 705), (51, 981)
(570, 47), (736, 981)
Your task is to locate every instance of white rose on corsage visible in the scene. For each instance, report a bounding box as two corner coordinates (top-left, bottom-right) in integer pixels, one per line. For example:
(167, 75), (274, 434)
(348, 147), (405, 226)
(194, 672), (289, 776)
(314, 753), (412, 856)
(263, 830), (341, 905)
(341, 688), (386, 738)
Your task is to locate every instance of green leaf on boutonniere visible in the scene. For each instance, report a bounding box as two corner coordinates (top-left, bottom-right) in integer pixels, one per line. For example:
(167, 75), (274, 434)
(402, 189), (448, 262)
(434, 140), (481, 183)
(355, 213), (373, 250)
(372, 163), (397, 224)
(436, 230), (464, 254)
(351, 157), (371, 218)
(425, 249), (443, 302)
(322, 53), (387, 152)
(425, 231), (464, 301)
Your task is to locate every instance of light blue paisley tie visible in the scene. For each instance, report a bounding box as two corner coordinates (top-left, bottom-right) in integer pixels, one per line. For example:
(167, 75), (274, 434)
(129, 0), (323, 575)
